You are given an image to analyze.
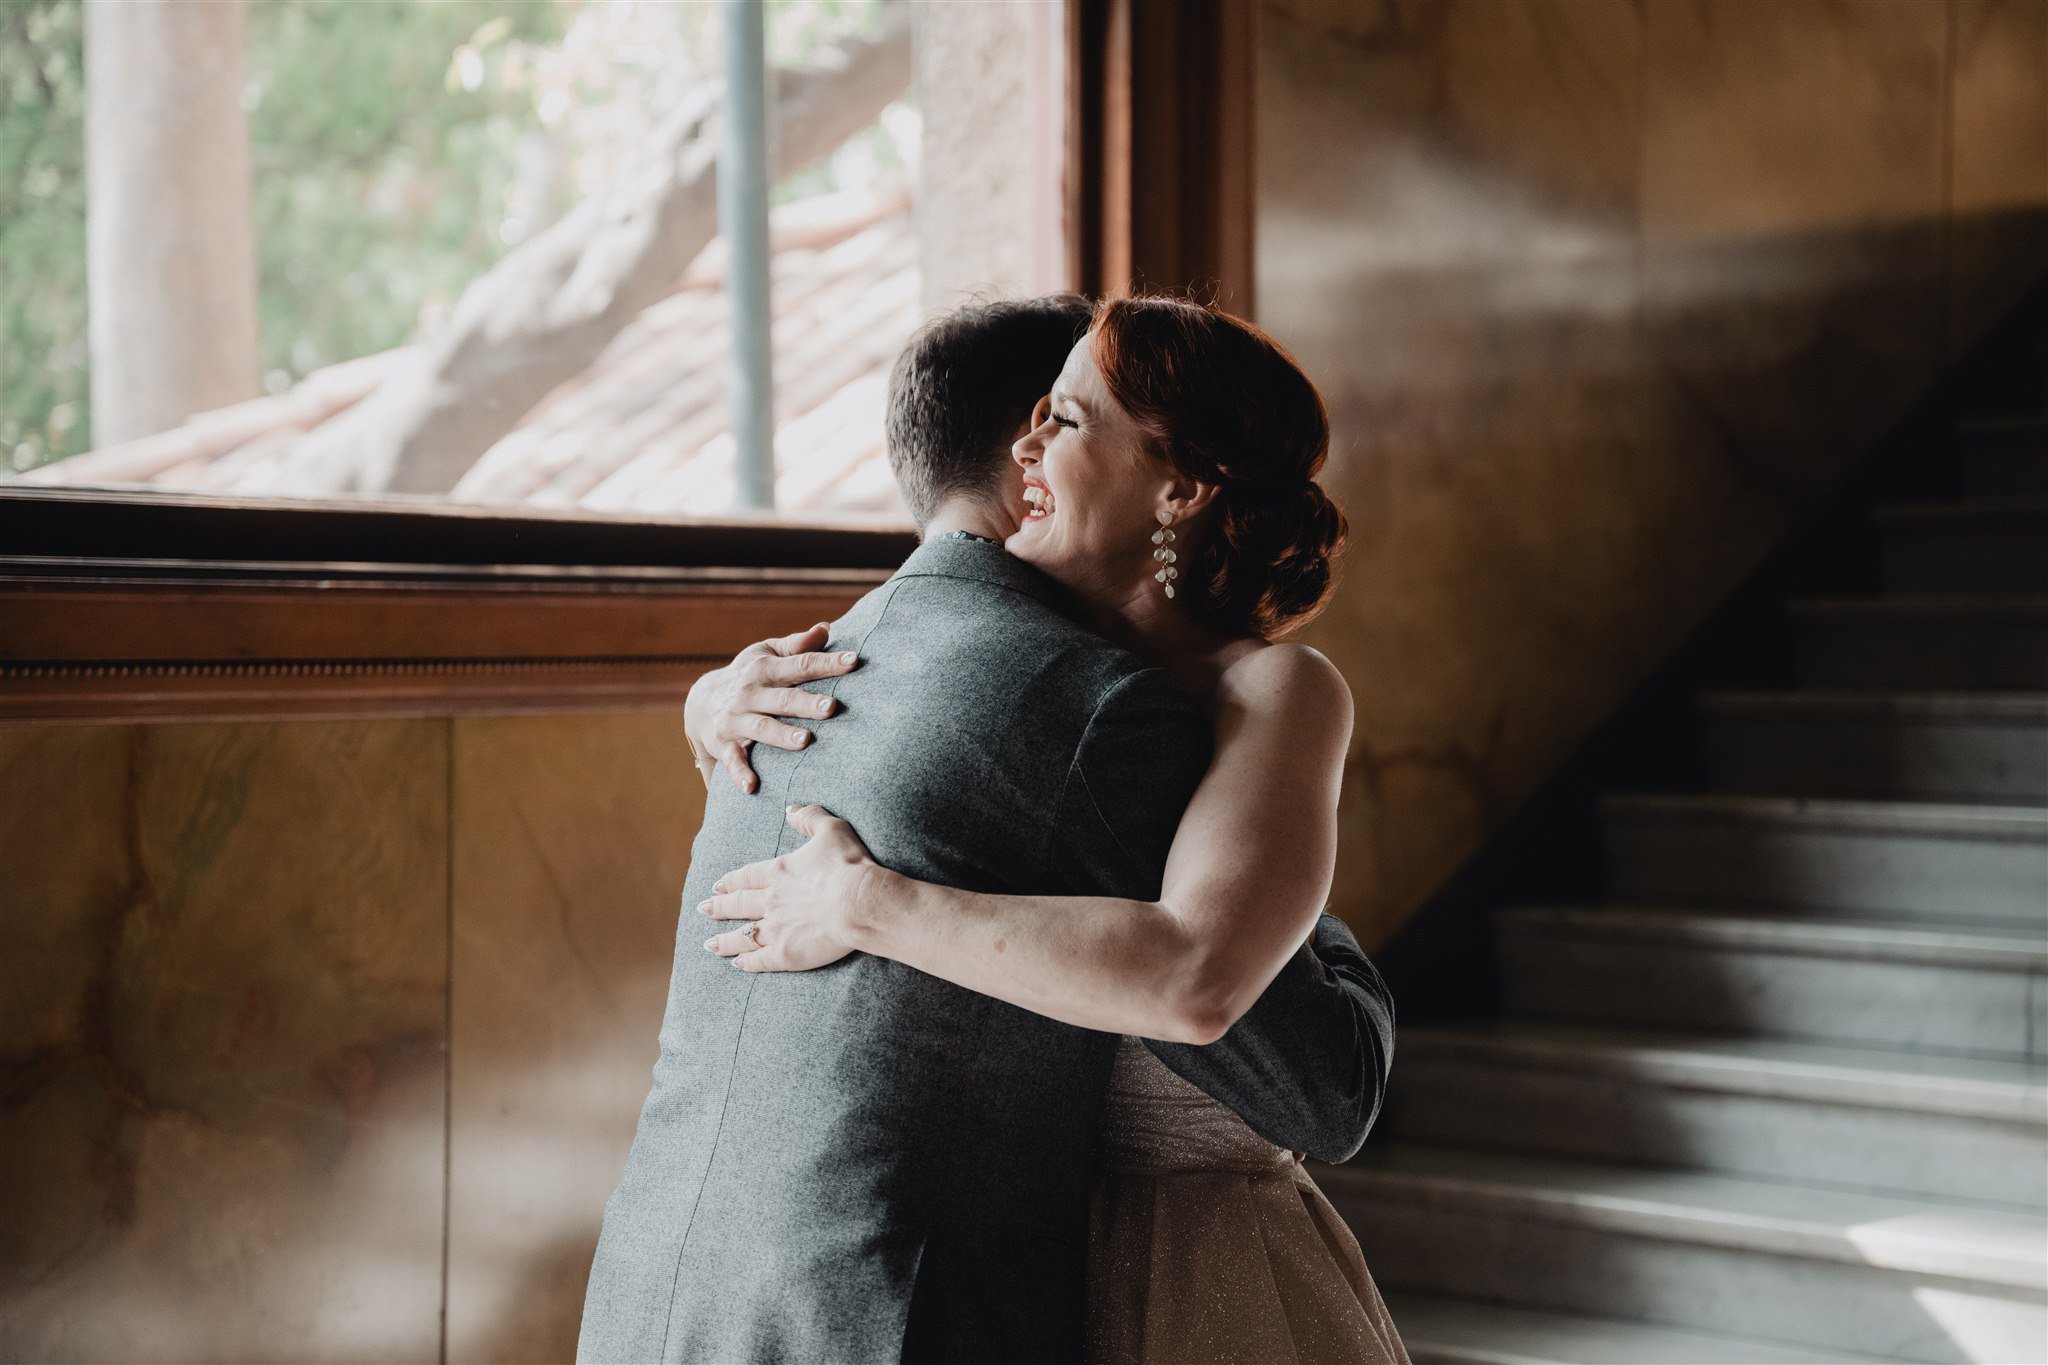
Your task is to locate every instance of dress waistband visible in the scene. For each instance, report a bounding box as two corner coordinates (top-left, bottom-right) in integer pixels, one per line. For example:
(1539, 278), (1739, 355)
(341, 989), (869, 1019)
(1098, 1035), (1297, 1176)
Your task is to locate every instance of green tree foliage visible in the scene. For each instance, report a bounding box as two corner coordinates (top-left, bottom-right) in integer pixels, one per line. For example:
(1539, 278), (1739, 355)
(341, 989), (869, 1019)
(0, 0), (87, 470)
(2, 0), (567, 472)
(2, 0), (897, 476)
(246, 0), (567, 387)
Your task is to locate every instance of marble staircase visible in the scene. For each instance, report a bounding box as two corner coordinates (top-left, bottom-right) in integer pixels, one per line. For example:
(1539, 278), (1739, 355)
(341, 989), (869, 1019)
(1324, 413), (2048, 1363)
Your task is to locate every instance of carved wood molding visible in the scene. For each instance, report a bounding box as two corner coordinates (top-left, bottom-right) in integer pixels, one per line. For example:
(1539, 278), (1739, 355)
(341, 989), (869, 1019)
(0, 572), (886, 663)
(0, 490), (909, 724)
(0, 486), (918, 570)
(0, 658), (714, 725)
(0, 573), (883, 723)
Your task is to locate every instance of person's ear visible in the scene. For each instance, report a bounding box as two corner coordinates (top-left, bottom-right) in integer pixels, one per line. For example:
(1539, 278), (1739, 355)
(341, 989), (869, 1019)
(1166, 477), (1220, 522)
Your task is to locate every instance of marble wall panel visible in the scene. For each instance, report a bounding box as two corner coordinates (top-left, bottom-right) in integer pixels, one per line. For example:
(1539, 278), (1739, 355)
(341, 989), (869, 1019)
(1261, 0), (2048, 949)
(0, 720), (448, 1363)
(916, 0), (1056, 308)
(1261, 0), (1654, 943)
(1949, 0), (2048, 352)
(444, 712), (701, 1364)
(1638, 0), (1951, 496)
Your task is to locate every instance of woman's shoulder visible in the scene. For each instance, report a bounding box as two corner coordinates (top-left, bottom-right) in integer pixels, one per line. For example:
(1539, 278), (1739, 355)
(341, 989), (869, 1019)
(1215, 640), (1352, 728)
(1216, 638), (1347, 691)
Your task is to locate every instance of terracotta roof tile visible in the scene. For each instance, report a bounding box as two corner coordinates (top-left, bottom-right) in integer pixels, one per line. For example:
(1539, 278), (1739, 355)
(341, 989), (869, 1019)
(25, 194), (917, 524)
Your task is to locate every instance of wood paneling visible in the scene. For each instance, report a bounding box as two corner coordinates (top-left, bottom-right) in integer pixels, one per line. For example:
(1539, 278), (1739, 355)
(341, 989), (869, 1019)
(0, 488), (902, 724)
(0, 487), (916, 571)
(0, 574), (887, 664)
(1067, 0), (1258, 311)
(0, 659), (711, 725)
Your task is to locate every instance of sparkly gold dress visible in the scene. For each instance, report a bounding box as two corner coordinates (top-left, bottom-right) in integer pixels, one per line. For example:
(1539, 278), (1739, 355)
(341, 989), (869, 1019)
(1085, 1035), (1412, 1365)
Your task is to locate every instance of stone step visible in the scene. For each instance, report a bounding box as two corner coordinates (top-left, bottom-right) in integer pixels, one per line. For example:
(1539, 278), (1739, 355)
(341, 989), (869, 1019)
(1387, 1021), (2048, 1206)
(1967, 449), (2048, 497)
(1792, 595), (2048, 690)
(1385, 1292), (1905, 1364)
(1601, 793), (2048, 929)
(1494, 906), (2047, 1061)
(1324, 1145), (2048, 1362)
(1877, 500), (2048, 592)
(1957, 417), (2048, 497)
(1697, 691), (2048, 805)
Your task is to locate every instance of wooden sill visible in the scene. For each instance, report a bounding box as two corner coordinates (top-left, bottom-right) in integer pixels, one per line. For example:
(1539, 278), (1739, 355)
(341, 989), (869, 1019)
(0, 484), (917, 569)
(0, 488), (912, 723)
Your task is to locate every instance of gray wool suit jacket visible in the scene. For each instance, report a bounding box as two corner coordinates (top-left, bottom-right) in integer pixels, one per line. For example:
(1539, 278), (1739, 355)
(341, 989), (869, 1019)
(577, 537), (1394, 1365)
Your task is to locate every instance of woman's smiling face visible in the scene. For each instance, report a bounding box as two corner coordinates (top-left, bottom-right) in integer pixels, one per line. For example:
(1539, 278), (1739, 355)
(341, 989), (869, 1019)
(1007, 334), (1169, 598)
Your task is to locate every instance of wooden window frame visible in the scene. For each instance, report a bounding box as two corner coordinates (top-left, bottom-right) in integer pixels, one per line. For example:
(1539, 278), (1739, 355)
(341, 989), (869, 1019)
(0, 486), (912, 724)
(6, 3), (1256, 726)
(1065, 0), (1257, 313)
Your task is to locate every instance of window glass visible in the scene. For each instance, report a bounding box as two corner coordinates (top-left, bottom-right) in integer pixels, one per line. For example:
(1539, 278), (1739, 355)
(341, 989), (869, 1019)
(3, 0), (964, 524)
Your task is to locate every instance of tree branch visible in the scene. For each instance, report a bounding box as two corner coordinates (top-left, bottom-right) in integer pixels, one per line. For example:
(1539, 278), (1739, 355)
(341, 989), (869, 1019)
(283, 5), (912, 496)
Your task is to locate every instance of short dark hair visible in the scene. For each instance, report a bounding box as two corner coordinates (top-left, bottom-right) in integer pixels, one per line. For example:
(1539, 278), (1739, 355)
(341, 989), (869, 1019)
(885, 294), (1093, 527)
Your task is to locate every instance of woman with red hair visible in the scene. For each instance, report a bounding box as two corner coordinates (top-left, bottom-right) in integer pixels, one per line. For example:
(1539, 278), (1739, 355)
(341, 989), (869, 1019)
(699, 296), (1408, 1364)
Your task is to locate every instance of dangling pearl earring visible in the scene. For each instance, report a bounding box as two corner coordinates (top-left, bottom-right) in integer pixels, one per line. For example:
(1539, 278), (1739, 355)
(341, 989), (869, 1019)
(1152, 509), (1179, 600)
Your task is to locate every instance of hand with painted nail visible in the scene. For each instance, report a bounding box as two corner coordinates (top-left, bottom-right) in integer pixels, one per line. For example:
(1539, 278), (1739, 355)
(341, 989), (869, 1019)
(700, 804), (878, 973)
(683, 623), (860, 794)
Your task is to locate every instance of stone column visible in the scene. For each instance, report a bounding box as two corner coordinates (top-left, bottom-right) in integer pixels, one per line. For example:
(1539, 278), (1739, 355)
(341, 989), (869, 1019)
(914, 0), (1064, 309)
(85, 0), (260, 446)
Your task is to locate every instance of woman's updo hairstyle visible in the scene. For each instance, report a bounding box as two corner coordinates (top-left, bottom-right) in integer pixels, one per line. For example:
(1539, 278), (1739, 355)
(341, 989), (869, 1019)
(1089, 295), (1346, 639)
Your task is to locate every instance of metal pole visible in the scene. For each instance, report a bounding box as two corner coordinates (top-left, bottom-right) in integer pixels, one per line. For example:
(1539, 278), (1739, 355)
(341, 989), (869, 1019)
(721, 0), (775, 510)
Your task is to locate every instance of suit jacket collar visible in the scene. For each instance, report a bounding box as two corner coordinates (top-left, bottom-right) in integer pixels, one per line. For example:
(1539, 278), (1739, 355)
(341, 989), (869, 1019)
(891, 535), (1072, 613)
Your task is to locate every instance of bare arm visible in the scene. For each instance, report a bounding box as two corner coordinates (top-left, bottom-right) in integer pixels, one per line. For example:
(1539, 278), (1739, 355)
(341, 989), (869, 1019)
(1146, 912), (1395, 1161)
(702, 643), (1354, 1046)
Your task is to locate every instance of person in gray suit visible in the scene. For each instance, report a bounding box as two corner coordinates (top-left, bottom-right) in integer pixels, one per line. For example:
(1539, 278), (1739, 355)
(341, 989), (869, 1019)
(578, 296), (1397, 1365)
